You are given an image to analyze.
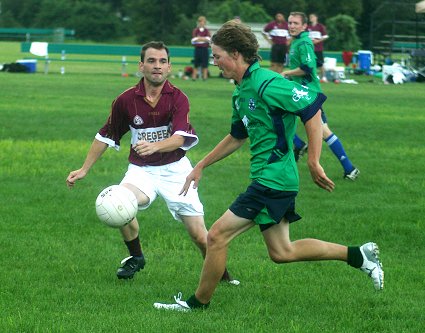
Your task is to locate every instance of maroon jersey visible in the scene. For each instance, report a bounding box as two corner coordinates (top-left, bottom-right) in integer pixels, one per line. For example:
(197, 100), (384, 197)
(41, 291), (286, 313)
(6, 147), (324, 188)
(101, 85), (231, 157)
(308, 23), (328, 52)
(97, 79), (198, 166)
(263, 20), (289, 45)
(191, 27), (211, 48)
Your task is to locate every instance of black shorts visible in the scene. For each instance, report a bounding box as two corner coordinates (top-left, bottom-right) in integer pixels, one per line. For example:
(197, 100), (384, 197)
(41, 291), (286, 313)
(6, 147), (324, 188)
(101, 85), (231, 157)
(193, 47), (209, 68)
(270, 44), (287, 64)
(315, 51), (324, 68)
(229, 181), (301, 232)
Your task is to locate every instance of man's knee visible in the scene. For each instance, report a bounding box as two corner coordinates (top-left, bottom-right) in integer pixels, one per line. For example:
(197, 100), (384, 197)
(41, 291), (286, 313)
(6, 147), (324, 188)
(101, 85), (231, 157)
(268, 246), (295, 263)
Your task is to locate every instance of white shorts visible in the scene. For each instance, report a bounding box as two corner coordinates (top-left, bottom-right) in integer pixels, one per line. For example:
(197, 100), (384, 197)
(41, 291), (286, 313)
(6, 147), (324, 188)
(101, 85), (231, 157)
(120, 156), (204, 222)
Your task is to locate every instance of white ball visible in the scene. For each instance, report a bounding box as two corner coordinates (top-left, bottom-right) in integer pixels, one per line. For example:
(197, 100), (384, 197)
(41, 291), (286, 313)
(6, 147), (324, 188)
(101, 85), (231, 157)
(95, 185), (138, 228)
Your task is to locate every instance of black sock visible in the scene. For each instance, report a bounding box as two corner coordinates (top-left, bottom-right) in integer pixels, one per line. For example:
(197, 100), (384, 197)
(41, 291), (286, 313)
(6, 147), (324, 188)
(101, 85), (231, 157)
(124, 236), (143, 257)
(347, 246), (363, 268)
(221, 268), (231, 281)
(186, 295), (210, 309)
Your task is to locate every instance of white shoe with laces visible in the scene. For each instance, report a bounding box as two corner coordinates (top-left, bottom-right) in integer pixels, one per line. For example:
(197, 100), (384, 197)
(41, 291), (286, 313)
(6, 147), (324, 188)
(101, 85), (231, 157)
(359, 242), (384, 290)
(153, 292), (191, 312)
(344, 167), (360, 180)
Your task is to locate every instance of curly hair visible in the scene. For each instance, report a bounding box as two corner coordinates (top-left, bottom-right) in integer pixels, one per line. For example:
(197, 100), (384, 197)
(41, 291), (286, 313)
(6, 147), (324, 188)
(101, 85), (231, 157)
(211, 21), (261, 64)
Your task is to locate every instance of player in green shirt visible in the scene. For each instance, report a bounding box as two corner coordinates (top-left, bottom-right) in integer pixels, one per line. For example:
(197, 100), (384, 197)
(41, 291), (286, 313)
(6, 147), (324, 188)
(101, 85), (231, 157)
(282, 12), (359, 180)
(154, 21), (383, 312)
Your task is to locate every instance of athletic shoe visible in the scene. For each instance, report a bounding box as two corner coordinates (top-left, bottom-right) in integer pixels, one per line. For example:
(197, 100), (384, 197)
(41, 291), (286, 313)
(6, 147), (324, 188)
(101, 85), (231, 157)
(221, 269), (241, 286)
(359, 242), (384, 290)
(116, 255), (145, 279)
(294, 144), (308, 162)
(344, 167), (360, 180)
(153, 292), (191, 312)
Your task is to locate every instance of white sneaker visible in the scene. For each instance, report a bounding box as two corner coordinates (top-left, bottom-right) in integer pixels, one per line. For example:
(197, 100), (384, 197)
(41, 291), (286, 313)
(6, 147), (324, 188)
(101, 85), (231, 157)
(227, 279), (240, 286)
(153, 292), (191, 312)
(344, 168), (360, 180)
(359, 242), (384, 290)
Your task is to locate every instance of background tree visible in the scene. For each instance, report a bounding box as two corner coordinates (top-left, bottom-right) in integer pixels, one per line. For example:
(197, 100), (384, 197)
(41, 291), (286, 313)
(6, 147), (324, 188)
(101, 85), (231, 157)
(0, 0), (422, 49)
(206, 0), (270, 23)
(326, 15), (361, 52)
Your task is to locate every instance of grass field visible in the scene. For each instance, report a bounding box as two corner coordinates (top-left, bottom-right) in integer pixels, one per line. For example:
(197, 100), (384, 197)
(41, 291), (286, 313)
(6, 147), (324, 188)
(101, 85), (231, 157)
(1, 41), (425, 332)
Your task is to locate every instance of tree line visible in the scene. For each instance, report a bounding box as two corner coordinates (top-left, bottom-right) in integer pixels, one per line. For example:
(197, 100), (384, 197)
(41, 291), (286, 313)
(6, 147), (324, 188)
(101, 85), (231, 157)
(0, 0), (421, 51)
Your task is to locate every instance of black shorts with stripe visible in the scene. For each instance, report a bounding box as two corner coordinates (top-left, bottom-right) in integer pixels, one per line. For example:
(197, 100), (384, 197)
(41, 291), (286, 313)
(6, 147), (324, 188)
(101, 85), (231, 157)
(229, 181), (301, 232)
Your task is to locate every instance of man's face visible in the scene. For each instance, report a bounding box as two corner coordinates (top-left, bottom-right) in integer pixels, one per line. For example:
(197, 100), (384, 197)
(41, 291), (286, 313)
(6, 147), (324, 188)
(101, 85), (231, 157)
(139, 48), (171, 86)
(275, 13), (284, 23)
(288, 15), (307, 37)
(211, 44), (236, 80)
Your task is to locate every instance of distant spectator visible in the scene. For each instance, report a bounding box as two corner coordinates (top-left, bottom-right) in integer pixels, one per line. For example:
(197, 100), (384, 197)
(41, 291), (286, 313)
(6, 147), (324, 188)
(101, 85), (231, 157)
(308, 13), (329, 82)
(262, 13), (289, 73)
(232, 16), (242, 24)
(191, 16), (211, 81)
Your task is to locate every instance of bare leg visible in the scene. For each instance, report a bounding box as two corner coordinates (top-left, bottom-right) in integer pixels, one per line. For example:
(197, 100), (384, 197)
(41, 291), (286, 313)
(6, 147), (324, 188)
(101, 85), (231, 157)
(262, 220), (347, 263)
(202, 67), (208, 80)
(119, 183), (149, 241)
(195, 210), (254, 304)
(322, 123), (333, 140)
(181, 215), (208, 257)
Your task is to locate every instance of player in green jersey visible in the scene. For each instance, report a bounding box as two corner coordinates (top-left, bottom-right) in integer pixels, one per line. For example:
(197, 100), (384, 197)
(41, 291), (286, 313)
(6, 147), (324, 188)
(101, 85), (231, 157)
(282, 12), (360, 180)
(154, 21), (383, 312)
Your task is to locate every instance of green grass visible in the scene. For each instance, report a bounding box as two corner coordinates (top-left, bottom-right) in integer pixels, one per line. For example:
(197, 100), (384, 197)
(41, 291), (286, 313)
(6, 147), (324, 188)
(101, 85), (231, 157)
(1, 41), (425, 332)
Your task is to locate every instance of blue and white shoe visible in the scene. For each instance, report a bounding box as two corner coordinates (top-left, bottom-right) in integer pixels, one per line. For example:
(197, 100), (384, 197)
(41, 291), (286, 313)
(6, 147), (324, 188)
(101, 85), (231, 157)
(359, 242), (384, 290)
(344, 167), (360, 180)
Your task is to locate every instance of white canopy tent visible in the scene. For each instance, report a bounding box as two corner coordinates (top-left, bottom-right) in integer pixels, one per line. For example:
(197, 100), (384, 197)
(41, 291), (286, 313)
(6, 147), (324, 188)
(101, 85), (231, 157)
(414, 1), (425, 79)
(416, 1), (425, 13)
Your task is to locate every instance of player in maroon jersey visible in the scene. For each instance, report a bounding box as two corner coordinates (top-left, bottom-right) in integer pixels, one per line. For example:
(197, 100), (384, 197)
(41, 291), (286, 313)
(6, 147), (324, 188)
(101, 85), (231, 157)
(262, 13), (289, 73)
(66, 41), (238, 284)
(308, 13), (329, 82)
(191, 16), (211, 81)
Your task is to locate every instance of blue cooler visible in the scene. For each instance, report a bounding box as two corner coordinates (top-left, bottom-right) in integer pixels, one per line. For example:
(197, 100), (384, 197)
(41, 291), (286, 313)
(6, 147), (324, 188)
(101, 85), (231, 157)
(16, 59), (37, 73)
(357, 51), (373, 71)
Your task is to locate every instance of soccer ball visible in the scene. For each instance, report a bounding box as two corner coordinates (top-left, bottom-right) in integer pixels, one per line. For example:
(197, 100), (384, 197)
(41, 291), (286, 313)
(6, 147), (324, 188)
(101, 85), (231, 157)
(95, 185), (138, 228)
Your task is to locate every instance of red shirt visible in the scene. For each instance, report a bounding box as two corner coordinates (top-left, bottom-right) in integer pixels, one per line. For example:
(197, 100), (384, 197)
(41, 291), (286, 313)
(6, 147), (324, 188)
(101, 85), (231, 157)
(308, 23), (327, 52)
(97, 79), (198, 166)
(191, 27), (211, 48)
(263, 20), (289, 45)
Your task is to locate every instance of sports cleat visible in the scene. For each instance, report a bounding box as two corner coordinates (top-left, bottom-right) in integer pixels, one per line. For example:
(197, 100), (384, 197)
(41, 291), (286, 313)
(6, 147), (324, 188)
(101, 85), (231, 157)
(153, 292), (191, 312)
(221, 269), (241, 286)
(116, 255), (145, 279)
(294, 144), (308, 162)
(344, 167), (360, 180)
(359, 242), (384, 290)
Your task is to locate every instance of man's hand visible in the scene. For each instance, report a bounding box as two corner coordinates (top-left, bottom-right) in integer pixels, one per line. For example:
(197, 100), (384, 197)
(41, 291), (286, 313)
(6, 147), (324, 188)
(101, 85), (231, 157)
(133, 140), (157, 156)
(66, 169), (87, 188)
(308, 162), (335, 192)
(179, 165), (203, 196)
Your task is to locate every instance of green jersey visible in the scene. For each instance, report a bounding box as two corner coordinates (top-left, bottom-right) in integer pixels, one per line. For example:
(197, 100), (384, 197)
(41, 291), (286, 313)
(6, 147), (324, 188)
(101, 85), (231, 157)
(230, 61), (326, 192)
(288, 31), (321, 91)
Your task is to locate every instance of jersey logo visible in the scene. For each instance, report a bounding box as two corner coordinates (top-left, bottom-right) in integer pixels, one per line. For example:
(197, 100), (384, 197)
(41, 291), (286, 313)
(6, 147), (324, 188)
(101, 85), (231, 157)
(133, 115), (144, 125)
(248, 98), (256, 111)
(306, 53), (312, 63)
(242, 115), (249, 127)
(234, 98), (240, 111)
(292, 87), (311, 102)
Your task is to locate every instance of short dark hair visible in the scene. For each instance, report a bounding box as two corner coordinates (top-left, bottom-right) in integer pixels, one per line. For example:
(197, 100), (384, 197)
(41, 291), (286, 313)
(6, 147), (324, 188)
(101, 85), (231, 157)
(211, 21), (261, 64)
(140, 41), (170, 62)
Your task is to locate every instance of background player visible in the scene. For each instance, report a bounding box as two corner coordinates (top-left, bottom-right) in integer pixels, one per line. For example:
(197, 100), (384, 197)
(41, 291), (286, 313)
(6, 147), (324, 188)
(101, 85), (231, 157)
(282, 12), (359, 180)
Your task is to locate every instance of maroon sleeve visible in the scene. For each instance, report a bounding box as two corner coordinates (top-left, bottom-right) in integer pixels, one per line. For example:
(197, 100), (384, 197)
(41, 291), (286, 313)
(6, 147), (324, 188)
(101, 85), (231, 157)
(97, 96), (130, 147)
(170, 90), (195, 135)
